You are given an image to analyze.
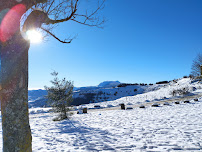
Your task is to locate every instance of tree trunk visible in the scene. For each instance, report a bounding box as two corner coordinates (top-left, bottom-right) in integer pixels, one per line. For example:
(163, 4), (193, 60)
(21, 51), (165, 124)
(200, 65), (202, 76)
(0, 30), (32, 151)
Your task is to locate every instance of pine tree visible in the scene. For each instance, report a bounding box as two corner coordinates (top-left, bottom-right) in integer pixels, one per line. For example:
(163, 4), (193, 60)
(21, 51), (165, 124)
(45, 71), (74, 121)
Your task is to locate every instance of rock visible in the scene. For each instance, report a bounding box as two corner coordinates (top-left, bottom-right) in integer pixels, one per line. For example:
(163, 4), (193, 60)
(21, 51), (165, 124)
(83, 108), (87, 113)
(107, 105), (113, 108)
(163, 102), (170, 105)
(120, 103), (125, 110)
(77, 109), (83, 114)
(94, 105), (101, 108)
(139, 105), (145, 108)
(126, 107), (133, 110)
(194, 98), (198, 101)
(152, 103), (159, 107)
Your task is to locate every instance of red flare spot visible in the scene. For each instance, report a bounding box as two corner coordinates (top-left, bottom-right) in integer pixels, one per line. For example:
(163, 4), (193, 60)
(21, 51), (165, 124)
(0, 4), (26, 42)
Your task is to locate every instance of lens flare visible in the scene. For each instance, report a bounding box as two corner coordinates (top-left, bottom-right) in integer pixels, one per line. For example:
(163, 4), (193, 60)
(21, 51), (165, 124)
(0, 4), (26, 42)
(26, 30), (42, 43)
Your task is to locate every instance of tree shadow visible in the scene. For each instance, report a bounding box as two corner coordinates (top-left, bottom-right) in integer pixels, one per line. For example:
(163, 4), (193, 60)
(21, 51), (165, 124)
(53, 119), (117, 151)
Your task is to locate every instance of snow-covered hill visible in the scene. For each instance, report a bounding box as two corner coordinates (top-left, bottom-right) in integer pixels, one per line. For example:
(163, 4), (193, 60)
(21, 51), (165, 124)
(79, 78), (202, 109)
(28, 80), (164, 107)
(73, 81), (121, 91)
(98, 81), (121, 88)
(28, 89), (48, 108)
(28, 78), (202, 108)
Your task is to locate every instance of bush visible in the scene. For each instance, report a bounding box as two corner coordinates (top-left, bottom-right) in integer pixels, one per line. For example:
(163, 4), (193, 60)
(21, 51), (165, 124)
(171, 87), (190, 96)
(117, 83), (139, 87)
(156, 81), (169, 84)
(72, 93), (96, 106)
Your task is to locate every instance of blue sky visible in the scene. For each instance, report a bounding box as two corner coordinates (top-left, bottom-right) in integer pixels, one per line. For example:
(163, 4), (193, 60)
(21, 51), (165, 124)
(28, 0), (202, 89)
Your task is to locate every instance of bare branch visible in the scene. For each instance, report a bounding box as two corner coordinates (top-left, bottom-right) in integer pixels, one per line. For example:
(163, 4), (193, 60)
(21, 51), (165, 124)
(191, 53), (202, 77)
(47, 1), (54, 13)
(41, 27), (73, 44)
(39, 0), (105, 28)
(71, 0), (105, 28)
(70, 18), (104, 28)
(26, 0), (48, 9)
(45, 0), (79, 24)
(32, 0), (48, 5)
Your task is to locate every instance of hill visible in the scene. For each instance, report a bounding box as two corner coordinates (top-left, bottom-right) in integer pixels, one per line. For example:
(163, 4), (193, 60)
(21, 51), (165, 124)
(76, 78), (202, 109)
(28, 78), (202, 108)
(28, 80), (159, 107)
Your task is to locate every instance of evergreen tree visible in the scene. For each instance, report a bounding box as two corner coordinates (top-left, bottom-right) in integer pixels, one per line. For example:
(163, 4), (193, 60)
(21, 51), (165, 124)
(45, 71), (74, 121)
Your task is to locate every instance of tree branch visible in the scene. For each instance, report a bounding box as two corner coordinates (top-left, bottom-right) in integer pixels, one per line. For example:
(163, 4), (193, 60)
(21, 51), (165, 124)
(41, 27), (73, 44)
(27, 0), (48, 8)
(43, 0), (105, 28)
(45, 0), (79, 25)
(70, 18), (104, 28)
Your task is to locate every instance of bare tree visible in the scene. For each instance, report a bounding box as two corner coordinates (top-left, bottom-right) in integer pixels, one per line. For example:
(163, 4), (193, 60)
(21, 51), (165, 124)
(0, 0), (105, 151)
(191, 53), (202, 77)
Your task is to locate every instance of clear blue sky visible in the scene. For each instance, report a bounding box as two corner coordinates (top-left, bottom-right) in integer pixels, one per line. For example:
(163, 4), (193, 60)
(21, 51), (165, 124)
(28, 0), (202, 89)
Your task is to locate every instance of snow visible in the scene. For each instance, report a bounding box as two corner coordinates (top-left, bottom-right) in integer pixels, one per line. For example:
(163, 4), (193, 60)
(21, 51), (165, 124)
(79, 78), (202, 109)
(28, 78), (202, 107)
(98, 81), (121, 88)
(28, 81), (162, 106)
(0, 99), (201, 151)
(0, 78), (201, 151)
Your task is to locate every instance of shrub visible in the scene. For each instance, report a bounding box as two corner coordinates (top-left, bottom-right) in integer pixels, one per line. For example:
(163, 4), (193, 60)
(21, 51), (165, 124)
(117, 83), (139, 87)
(171, 87), (190, 96)
(156, 81), (169, 84)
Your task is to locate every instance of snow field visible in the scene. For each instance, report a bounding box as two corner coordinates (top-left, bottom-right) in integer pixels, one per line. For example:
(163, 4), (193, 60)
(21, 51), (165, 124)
(72, 101), (202, 152)
(24, 99), (202, 151)
(0, 98), (201, 151)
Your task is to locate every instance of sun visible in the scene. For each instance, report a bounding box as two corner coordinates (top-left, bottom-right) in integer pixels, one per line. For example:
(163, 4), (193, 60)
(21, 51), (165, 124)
(26, 30), (42, 43)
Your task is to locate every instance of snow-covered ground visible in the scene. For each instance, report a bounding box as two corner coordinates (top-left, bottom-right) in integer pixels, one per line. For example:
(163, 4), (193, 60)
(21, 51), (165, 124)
(0, 78), (201, 151)
(79, 78), (202, 109)
(1, 99), (202, 151)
